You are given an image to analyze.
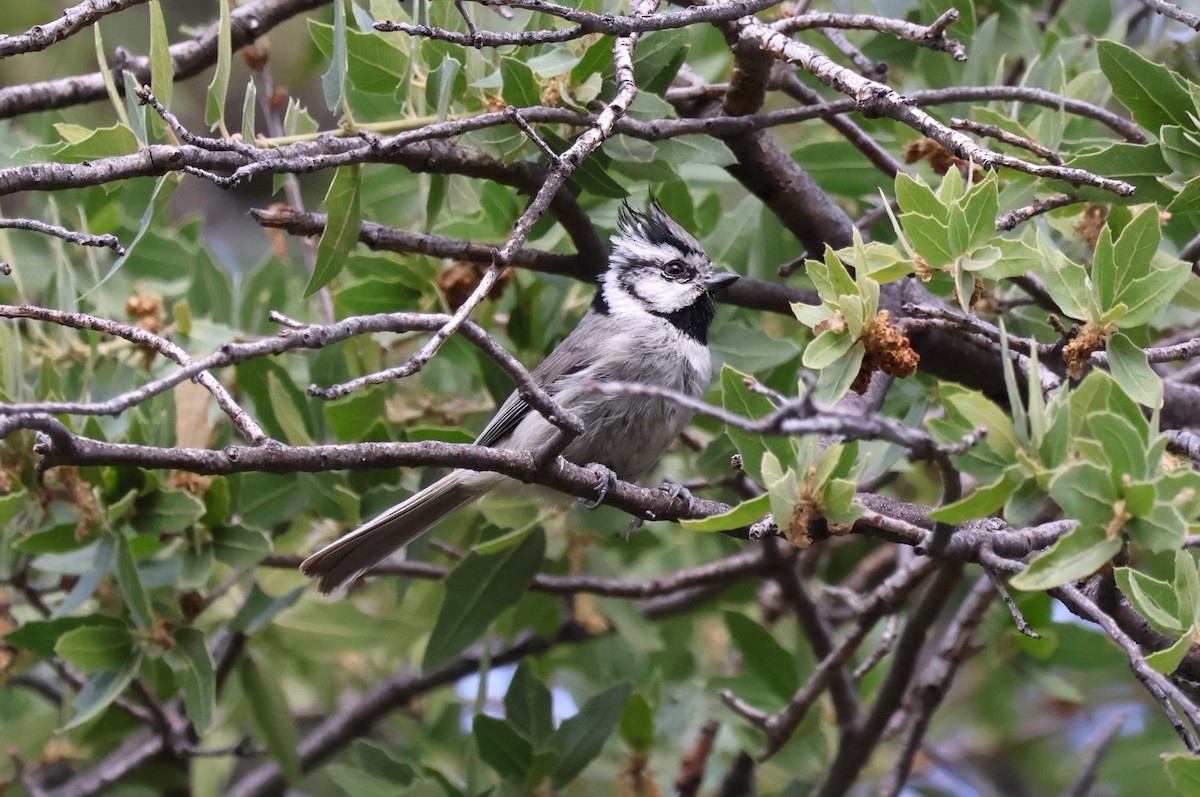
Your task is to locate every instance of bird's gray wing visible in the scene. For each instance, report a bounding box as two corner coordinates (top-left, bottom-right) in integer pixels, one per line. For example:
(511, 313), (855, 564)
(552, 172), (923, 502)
(474, 311), (604, 448)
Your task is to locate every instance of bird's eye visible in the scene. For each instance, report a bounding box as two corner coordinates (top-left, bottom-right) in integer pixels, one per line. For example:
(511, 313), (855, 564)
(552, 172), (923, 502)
(662, 260), (689, 280)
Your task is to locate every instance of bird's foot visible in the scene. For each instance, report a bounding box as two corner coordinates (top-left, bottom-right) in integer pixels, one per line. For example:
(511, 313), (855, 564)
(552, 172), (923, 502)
(658, 481), (698, 514)
(620, 482), (697, 542)
(622, 516), (644, 541)
(579, 462), (618, 510)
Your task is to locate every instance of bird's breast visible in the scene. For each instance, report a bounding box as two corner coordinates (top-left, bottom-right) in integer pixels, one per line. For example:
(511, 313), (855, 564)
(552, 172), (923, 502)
(557, 329), (712, 478)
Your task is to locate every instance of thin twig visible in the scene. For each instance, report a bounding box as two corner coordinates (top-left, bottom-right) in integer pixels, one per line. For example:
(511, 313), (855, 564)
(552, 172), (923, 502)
(996, 192), (1080, 230)
(261, 547), (769, 598)
(504, 105), (560, 163)
(1063, 711), (1128, 797)
(1132, 0), (1200, 30)
(983, 562), (1039, 638)
(0, 218), (125, 255)
(950, 117), (1063, 164)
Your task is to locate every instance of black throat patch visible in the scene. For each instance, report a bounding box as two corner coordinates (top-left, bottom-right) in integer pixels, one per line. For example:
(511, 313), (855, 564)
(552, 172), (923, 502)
(653, 294), (715, 344)
(610, 270), (715, 343)
(591, 284), (610, 315)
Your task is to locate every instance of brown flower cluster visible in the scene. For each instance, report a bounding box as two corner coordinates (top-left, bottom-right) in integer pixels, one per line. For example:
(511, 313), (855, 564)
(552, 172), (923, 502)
(904, 138), (983, 182)
(1062, 321), (1107, 379)
(436, 262), (514, 310)
(125, 292), (164, 335)
(1073, 203), (1107, 250)
(851, 310), (920, 393)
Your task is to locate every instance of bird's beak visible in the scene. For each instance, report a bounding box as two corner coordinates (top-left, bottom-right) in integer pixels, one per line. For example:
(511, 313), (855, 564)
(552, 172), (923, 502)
(704, 271), (740, 292)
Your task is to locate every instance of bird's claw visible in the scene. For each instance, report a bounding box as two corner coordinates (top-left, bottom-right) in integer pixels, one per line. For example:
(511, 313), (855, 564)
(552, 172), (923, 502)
(659, 481), (698, 514)
(619, 482), (696, 542)
(579, 462), (618, 510)
(622, 516), (644, 541)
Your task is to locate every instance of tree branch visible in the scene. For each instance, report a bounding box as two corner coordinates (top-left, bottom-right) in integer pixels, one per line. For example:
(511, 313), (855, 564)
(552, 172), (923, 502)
(0, 0), (150, 60)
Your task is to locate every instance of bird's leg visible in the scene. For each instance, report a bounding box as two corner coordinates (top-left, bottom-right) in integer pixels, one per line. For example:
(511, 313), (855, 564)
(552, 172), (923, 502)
(579, 462), (618, 509)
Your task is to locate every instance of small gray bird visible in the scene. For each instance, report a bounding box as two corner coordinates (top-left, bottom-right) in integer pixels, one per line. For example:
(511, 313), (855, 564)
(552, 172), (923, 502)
(301, 203), (738, 593)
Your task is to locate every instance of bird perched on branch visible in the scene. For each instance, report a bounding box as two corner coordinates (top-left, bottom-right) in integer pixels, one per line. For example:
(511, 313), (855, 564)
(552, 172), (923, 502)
(301, 202), (739, 593)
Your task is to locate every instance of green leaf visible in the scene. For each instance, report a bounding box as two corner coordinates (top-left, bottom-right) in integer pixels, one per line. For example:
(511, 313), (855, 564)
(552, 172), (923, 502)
(1110, 207), (1161, 299)
(5, 615), (125, 658)
(241, 652), (302, 783)
(1010, 528), (1121, 591)
(1097, 39), (1194, 131)
(426, 55), (462, 121)
(681, 493), (770, 532)
(551, 683), (632, 787)
(1147, 630), (1194, 675)
(571, 36), (613, 83)
(241, 78), (258, 144)
(92, 172), (178, 293)
(309, 20), (410, 94)
(895, 172), (946, 221)
(267, 372), (314, 446)
(1087, 410), (1149, 479)
(122, 71), (147, 145)
(55, 624), (135, 671)
(63, 653), (144, 730)
(632, 28), (688, 95)
(793, 139), (889, 198)
(720, 364), (796, 483)
(423, 530), (546, 670)
(960, 171), (999, 251)
(115, 533), (153, 631)
(148, 0), (173, 110)
(130, 489), (204, 536)
(1050, 462), (1118, 528)
(929, 467), (1022, 524)
(1108, 257), (1190, 329)
(306, 165), (362, 296)
(1115, 567), (1184, 634)
(501, 57), (540, 107)
(213, 524), (271, 566)
(802, 330), (854, 369)
(92, 24), (130, 131)
(228, 584), (304, 634)
(1176, 551), (1200, 629)
(814, 344), (865, 404)
(540, 129), (626, 198)
(724, 611), (799, 703)
(205, 0), (232, 127)
(53, 123), (138, 162)
(652, 137), (737, 168)
(322, 0), (348, 112)
(1169, 175), (1200, 216)
(1106, 333), (1161, 408)
(284, 98), (319, 138)
(902, 213), (955, 267)
(1161, 126), (1200, 173)
(1165, 753), (1200, 794)
(474, 715), (533, 779)
(619, 692), (655, 752)
(504, 663), (554, 746)
(1037, 232), (1093, 321)
(0, 489), (25, 526)
(168, 627), (216, 733)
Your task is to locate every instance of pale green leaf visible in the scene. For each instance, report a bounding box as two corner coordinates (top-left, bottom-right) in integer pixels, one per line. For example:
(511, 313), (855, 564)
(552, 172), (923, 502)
(205, 0), (232, 128)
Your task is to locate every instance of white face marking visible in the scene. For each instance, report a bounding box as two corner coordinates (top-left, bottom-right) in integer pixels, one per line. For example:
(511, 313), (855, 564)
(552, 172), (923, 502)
(607, 230), (714, 315)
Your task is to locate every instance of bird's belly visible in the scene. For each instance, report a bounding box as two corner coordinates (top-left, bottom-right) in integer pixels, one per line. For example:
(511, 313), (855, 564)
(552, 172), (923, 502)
(563, 392), (691, 479)
(501, 330), (710, 480)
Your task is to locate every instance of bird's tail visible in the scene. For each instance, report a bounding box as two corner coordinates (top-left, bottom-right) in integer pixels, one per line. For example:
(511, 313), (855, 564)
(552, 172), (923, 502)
(300, 472), (482, 594)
